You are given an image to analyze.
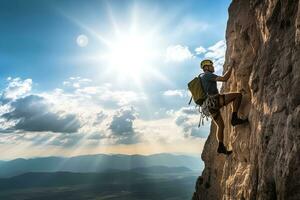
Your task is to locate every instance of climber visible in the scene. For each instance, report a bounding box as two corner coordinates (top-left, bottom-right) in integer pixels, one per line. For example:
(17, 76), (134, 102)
(200, 59), (248, 155)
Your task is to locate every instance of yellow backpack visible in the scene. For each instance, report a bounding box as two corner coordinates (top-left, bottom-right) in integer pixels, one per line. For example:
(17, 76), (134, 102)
(188, 74), (206, 106)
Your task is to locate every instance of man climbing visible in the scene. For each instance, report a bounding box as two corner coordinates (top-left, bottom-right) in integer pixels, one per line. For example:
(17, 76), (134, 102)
(200, 59), (248, 155)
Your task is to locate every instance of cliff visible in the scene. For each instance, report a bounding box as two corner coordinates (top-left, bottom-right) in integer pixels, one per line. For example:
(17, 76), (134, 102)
(193, 0), (300, 200)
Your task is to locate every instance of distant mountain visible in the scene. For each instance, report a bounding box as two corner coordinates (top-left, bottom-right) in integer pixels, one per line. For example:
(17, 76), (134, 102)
(130, 166), (192, 174)
(0, 161), (5, 166)
(0, 166), (195, 191)
(0, 153), (203, 178)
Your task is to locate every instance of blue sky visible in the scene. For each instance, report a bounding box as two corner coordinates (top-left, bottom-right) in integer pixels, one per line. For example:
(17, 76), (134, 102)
(0, 0), (231, 159)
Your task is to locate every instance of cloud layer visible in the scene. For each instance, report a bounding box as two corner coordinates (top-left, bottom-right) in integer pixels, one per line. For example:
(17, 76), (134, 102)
(0, 76), (210, 150)
(0, 40), (226, 150)
(2, 95), (81, 133)
(165, 45), (194, 62)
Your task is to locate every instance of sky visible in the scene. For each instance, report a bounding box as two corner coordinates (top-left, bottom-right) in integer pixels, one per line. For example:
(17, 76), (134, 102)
(0, 0), (231, 160)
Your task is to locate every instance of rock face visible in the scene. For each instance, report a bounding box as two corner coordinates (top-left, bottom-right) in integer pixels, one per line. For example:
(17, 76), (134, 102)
(193, 0), (300, 200)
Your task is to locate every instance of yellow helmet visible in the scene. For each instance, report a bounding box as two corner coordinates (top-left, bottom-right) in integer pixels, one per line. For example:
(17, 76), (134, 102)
(200, 59), (213, 69)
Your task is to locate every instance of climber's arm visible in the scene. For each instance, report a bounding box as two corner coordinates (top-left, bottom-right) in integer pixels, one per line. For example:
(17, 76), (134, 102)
(215, 66), (233, 82)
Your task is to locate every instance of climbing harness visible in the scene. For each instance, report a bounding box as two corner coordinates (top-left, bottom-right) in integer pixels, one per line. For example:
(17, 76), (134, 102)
(197, 95), (219, 127)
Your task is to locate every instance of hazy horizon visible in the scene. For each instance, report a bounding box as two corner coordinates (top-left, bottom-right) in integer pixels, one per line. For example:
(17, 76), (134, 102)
(0, 152), (201, 161)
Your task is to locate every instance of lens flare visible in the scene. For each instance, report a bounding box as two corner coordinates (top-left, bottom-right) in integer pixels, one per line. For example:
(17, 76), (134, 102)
(76, 34), (89, 47)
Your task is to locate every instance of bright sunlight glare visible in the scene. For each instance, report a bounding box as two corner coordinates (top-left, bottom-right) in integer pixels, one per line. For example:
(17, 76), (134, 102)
(71, 5), (169, 86)
(104, 32), (159, 75)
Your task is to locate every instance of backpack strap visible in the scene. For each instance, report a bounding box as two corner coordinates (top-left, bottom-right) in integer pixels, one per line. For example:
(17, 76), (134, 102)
(198, 73), (208, 97)
(188, 96), (193, 105)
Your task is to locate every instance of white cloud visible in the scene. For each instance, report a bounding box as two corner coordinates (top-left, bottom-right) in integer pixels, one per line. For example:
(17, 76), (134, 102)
(195, 46), (206, 55)
(165, 45), (194, 62)
(163, 90), (187, 98)
(204, 40), (226, 75)
(205, 40), (226, 59)
(134, 117), (183, 144)
(2, 77), (32, 100)
(76, 85), (147, 107)
(100, 90), (146, 106)
(134, 105), (211, 145)
(63, 77), (92, 88)
(76, 86), (98, 94)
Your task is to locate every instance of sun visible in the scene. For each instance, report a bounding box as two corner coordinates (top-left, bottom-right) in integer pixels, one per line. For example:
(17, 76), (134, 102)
(68, 4), (171, 86)
(104, 32), (158, 76)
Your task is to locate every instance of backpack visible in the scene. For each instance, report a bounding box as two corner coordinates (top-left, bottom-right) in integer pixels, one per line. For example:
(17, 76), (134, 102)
(187, 74), (209, 127)
(188, 74), (206, 106)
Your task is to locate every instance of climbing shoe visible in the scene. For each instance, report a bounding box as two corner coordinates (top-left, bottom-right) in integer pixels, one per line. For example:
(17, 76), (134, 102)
(217, 142), (233, 155)
(231, 112), (248, 126)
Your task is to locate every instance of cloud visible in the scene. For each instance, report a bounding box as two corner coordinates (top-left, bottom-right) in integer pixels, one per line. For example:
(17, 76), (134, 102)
(165, 45), (194, 62)
(1, 77), (32, 100)
(87, 132), (104, 140)
(63, 77), (92, 89)
(195, 46), (207, 55)
(173, 106), (210, 138)
(134, 117), (184, 144)
(205, 40), (226, 59)
(93, 111), (107, 126)
(0, 76), (209, 149)
(48, 133), (84, 147)
(76, 85), (147, 107)
(179, 107), (199, 115)
(1, 95), (81, 133)
(109, 107), (136, 136)
(204, 40), (226, 74)
(163, 90), (187, 98)
(108, 107), (139, 144)
(163, 40), (225, 74)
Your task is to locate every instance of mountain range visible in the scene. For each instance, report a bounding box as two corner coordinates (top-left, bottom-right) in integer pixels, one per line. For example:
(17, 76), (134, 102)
(0, 153), (203, 178)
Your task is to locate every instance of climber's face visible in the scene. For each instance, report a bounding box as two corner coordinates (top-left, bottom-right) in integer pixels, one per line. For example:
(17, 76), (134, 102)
(208, 65), (215, 72)
(204, 65), (215, 73)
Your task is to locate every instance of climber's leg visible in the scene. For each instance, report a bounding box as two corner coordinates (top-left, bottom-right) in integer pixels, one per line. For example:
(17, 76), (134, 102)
(218, 94), (225, 108)
(223, 92), (242, 112)
(222, 93), (248, 126)
(212, 112), (232, 155)
(212, 111), (224, 142)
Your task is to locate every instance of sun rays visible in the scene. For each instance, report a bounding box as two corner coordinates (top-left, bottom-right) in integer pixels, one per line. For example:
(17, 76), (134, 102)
(59, 2), (177, 141)
(59, 2), (173, 89)
(0, 2), (195, 158)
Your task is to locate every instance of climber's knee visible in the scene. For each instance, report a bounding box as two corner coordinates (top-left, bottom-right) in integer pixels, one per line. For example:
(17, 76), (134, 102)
(223, 92), (242, 106)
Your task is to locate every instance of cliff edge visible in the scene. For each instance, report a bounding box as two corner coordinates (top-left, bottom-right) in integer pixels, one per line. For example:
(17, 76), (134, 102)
(193, 0), (300, 199)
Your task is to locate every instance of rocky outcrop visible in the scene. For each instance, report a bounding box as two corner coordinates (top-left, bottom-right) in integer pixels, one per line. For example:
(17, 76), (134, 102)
(193, 0), (300, 200)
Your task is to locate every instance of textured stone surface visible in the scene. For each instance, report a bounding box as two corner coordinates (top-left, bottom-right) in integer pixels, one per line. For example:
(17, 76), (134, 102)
(193, 0), (300, 199)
